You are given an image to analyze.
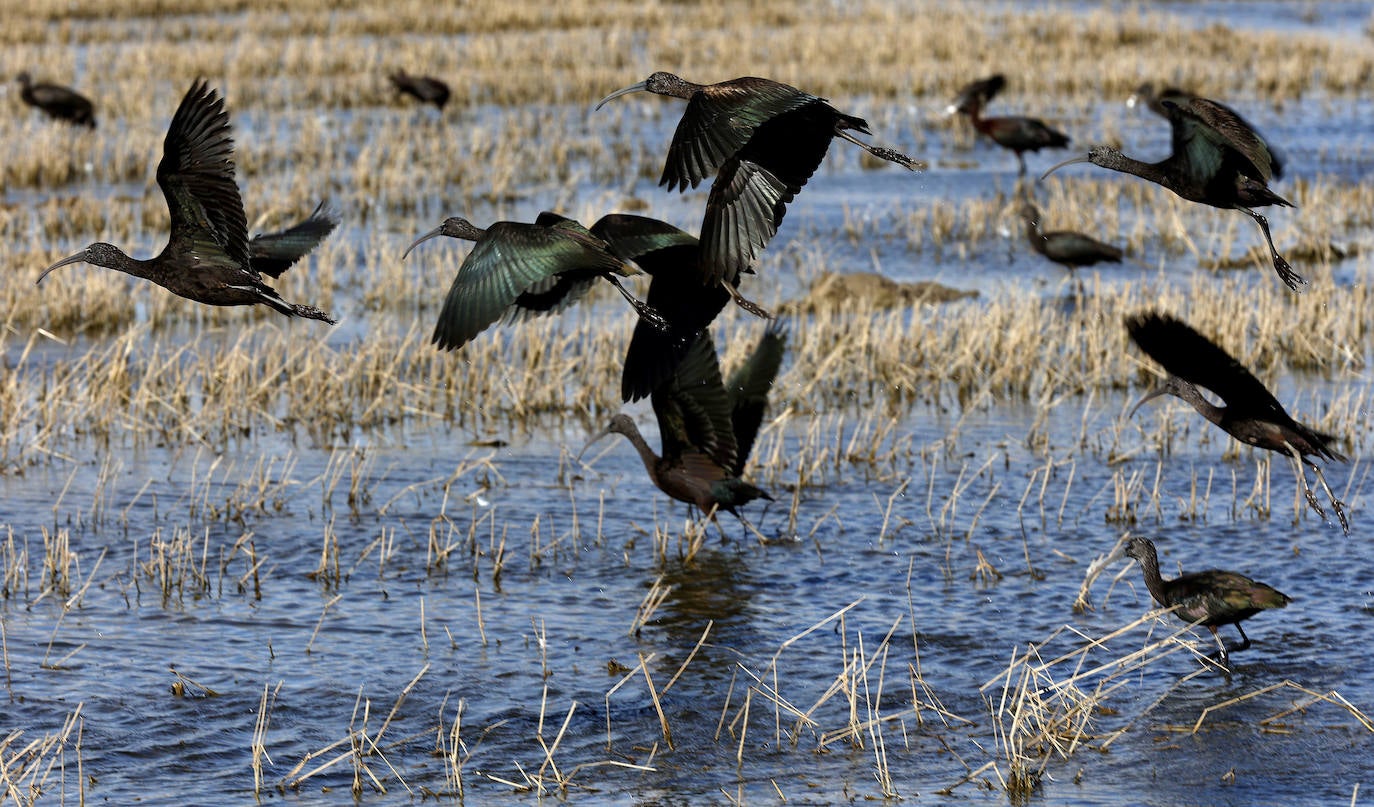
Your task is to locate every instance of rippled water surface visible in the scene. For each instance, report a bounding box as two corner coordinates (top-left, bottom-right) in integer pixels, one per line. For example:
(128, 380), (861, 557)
(4, 1), (1374, 805)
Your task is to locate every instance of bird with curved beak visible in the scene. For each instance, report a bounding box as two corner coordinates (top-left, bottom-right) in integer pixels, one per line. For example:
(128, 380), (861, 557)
(402, 211), (667, 352)
(1041, 96), (1299, 290)
(594, 72), (920, 316)
(36, 80), (336, 323)
(1124, 311), (1347, 533)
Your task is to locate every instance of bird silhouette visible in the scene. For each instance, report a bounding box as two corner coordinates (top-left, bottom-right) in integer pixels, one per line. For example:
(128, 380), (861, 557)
(17, 72), (95, 128)
(36, 80), (335, 323)
(948, 73), (1070, 176)
(389, 70), (450, 110)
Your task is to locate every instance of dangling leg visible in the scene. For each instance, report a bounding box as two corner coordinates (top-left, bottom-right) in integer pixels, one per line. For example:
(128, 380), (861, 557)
(724, 280), (773, 320)
(604, 275), (670, 331)
(1309, 461), (1350, 535)
(1016, 152), (1027, 177)
(1239, 206), (1304, 291)
(834, 129), (925, 171)
(1285, 445), (1326, 521)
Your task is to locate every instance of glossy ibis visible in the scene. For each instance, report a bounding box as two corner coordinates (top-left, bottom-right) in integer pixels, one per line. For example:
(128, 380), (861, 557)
(1020, 201), (1124, 274)
(1125, 311), (1347, 532)
(402, 212), (668, 352)
(1042, 97), (1299, 290)
(36, 80), (335, 323)
(594, 72), (921, 300)
(389, 70), (450, 110)
(1125, 535), (1289, 665)
(583, 322), (786, 526)
(17, 72), (96, 128)
(1127, 82), (1284, 179)
(248, 201), (340, 278)
(947, 74), (1069, 176)
(589, 214), (734, 403)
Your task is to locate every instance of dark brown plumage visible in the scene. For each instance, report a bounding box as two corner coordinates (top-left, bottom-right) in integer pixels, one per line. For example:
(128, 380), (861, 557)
(948, 74), (1069, 176)
(1043, 97), (1299, 290)
(1020, 202), (1124, 270)
(36, 80), (335, 323)
(17, 72), (95, 128)
(594, 72), (920, 301)
(584, 323), (786, 523)
(389, 70), (450, 110)
(402, 212), (667, 352)
(1125, 536), (1290, 664)
(590, 214), (733, 403)
(1125, 311), (1348, 531)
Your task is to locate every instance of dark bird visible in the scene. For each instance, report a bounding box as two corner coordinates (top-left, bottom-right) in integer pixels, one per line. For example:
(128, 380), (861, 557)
(402, 212), (667, 352)
(389, 70), (450, 110)
(1020, 201), (1124, 273)
(248, 201), (340, 278)
(36, 80), (335, 323)
(1124, 311), (1347, 532)
(583, 323), (786, 526)
(589, 214), (733, 403)
(594, 72), (921, 309)
(1042, 97), (1299, 290)
(17, 72), (96, 128)
(947, 74), (1069, 176)
(1127, 82), (1284, 179)
(1125, 535), (1290, 665)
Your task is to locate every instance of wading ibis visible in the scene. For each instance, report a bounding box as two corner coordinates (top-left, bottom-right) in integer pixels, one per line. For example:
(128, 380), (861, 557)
(389, 70), (450, 110)
(1125, 535), (1290, 665)
(17, 72), (95, 128)
(948, 74), (1069, 176)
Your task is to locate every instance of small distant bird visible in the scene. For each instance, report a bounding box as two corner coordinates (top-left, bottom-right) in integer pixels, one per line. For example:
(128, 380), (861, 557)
(588, 214), (734, 403)
(1124, 311), (1347, 532)
(389, 70), (450, 110)
(402, 212), (667, 352)
(594, 72), (920, 309)
(947, 73), (1069, 176)
(583, 322), (786, 527)
(17, 72), (96, 128)
(1127, 82), (1284, 179)
(36, 80), (335, 323)
(1124, 535), (1290, 665)
(1020, 201), (1124, 275)
(1042, 97), (1299, 290)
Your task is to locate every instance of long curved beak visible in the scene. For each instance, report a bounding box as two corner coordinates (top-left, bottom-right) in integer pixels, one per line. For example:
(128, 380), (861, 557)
(401, 226), (445, 260)
(36, 250), (91, 285)
(1039, 154), (1093, 182)
(576, 426), (613, 461)
(593, 81), (647, 112)
(1127, 387), (1169, 419)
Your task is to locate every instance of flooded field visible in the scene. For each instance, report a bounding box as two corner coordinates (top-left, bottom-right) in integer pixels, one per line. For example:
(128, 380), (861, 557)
(2, 0), (1373, 804)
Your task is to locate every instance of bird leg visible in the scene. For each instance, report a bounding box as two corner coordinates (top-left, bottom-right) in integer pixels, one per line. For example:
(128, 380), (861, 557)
(1309, 461), (1350, 535)
(1016, 152), (1027, 178)
(1238, 206), (1305, 291)
(1231, 623), (1252, 654)
(724, 281), (773, 320)
(1283, 444), (1327, 522)
(833, 129), (925, 171)
(1285, 444), (1348, 533)
(1206, 626), (1231, 668)
(603, 275), (671, 332)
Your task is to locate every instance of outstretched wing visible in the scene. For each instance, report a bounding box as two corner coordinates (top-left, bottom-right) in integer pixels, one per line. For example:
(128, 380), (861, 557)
(651, 330), (737, 473)
(1171, 98), (1277, 186)
(157, 79), (250, 271)
(249, 201), (340, 278)
(725, 321), (787, 476)
(661, 78), (816, 191)
(1124, 312), (1288, 421)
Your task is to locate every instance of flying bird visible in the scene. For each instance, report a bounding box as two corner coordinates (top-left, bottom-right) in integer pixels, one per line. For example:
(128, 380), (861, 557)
(1127, 82), (1284, 179)
(36, 80), (335, 323)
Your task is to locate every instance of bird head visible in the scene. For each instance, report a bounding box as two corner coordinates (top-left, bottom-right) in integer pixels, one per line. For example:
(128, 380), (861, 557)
(1039, 147), (1120, 181)
(577, 414), (636, 460)
(36, 242), (121, 285)
(1125, 82), (1156, 109)
(1123, 535), (1154, 563)
(402, 217), (483, 259)
(594, 71), (692, 111)
(16, 71), (32, 87)
(1126, 375), (1190, 419)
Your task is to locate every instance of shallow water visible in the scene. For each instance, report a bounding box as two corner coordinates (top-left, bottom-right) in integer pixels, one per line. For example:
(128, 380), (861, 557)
(4, 2), (1374, 805)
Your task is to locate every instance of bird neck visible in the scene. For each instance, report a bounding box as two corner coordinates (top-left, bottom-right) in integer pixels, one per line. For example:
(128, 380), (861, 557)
(1170, 379), (1226, 428)
(1133, 544), (1172, 606)
(1022, 215), (1046, 252)
(615, 426), (662, 480)
(1096, 150), (1183, 195)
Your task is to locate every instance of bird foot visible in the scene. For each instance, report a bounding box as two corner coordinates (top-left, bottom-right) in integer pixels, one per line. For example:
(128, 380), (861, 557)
(292, 304), (337, 324)
(633, 300), (672, 332)
(725, 283), (773, 319)
(1274, 253), (1306, 292)
(870, 145), (926, 171)
(1331, 497), (1350, 535)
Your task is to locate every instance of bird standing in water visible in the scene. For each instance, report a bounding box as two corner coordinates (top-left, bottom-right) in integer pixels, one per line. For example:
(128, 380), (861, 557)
(1124, 535), (1290, 665)
(17, 72), (96, 128)
(36, 80), (335, 323)
(947, 73), (1070, 176)
(389, 70), (450, 110)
